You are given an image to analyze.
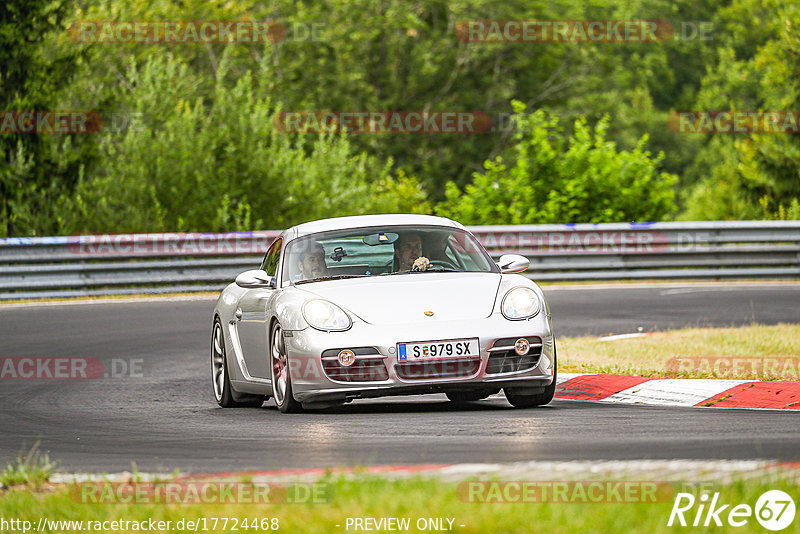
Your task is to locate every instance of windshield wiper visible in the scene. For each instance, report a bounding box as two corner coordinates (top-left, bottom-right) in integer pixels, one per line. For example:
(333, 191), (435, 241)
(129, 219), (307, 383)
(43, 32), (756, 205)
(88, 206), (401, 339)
(295, 274), (368, 285)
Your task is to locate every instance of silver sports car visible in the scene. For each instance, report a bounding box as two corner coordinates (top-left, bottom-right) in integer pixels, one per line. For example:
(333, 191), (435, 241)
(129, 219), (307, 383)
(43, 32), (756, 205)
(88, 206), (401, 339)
(211, 214), (556, 412)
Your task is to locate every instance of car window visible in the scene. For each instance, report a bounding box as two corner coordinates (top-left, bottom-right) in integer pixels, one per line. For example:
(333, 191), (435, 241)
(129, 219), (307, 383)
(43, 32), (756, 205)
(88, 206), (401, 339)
(261, 238), (282, 277)
(445, 234), (479, 270)
(283, 226), (497, 284)
(323, 236), (395, 268)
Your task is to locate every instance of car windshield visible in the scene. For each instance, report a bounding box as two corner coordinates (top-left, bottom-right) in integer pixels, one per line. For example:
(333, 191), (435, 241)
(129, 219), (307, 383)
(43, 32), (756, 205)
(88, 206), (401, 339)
(282, 225), (498, 285)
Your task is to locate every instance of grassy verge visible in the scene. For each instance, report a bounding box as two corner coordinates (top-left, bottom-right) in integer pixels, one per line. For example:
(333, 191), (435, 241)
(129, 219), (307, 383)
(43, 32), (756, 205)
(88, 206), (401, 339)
(0, 442), (56, 489)
(560, 323), (800, 380)
(1, 474), (798, 533)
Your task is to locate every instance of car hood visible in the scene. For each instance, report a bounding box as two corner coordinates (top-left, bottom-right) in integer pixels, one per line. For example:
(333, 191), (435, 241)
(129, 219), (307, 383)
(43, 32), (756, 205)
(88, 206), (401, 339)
(297, 273), (502, 325)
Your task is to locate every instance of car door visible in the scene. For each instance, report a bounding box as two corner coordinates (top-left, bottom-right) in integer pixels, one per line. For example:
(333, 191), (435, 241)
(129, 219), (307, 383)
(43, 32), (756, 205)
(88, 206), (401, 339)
(237, 238), (282, 380)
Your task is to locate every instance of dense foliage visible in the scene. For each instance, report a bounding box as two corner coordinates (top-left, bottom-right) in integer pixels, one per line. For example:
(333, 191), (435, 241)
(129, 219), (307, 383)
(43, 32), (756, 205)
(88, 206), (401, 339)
(1, 0), (797, 236)
(438, 101), (676, 224)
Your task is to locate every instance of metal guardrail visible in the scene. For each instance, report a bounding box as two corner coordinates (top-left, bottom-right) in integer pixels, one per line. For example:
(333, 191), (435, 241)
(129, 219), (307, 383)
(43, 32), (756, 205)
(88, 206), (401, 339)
(1, 221), (799, 300)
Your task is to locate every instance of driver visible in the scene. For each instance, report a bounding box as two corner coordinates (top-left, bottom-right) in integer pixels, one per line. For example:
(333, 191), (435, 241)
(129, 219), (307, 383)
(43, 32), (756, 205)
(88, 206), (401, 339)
(297, 241), (328, 281)
(395, 233), (429, 271)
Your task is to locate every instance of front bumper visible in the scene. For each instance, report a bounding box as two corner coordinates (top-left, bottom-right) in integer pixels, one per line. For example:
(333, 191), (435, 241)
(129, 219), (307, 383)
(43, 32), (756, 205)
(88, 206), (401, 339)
(284, 312), (555, 403)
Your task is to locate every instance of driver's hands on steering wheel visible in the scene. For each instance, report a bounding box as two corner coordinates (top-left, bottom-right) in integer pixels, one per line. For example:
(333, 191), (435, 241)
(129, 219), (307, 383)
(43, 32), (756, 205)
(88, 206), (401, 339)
(411, 257), (430, 271)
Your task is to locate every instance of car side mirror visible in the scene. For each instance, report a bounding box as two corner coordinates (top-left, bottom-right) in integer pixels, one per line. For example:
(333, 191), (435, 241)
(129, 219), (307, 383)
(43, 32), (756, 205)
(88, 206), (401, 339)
(235, 269), (275, 289)
(497, 254), (530, 274)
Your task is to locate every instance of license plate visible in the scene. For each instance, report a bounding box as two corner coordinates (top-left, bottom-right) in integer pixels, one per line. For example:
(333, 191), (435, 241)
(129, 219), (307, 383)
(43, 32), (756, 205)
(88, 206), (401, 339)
(396, 338), (479, 362)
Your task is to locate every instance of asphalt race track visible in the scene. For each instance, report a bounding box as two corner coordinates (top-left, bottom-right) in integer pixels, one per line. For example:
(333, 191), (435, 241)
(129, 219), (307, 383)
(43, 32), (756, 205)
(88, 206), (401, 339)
(1, 283), (799, 473)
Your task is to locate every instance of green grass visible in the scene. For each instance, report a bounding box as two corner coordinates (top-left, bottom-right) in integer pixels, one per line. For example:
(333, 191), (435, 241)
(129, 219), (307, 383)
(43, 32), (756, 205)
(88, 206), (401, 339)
(1, 474), (799, 533)
(560, 323), (800, 380)
(0, 442), (56, 489)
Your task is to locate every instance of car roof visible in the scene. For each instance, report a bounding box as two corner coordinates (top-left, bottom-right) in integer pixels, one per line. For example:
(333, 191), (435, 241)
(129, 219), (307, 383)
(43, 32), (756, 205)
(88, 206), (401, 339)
(281, 214), (464, 242)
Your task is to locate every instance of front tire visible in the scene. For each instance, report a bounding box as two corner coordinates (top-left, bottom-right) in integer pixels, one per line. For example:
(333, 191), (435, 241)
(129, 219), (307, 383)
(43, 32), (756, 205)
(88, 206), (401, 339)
(504, 346), (558, 408)
(212, 318), (264, 408)
(270, 321), (303, 413)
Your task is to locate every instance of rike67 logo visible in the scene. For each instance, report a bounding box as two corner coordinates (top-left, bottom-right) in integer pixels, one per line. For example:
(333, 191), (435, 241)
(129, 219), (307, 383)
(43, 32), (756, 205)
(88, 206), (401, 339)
(668, 490), (796, 530)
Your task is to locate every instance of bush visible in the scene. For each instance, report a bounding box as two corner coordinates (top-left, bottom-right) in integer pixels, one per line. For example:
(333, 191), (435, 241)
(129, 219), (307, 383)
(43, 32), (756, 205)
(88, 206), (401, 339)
(61, 53), (430, 233)
(437, 101), (677, 224)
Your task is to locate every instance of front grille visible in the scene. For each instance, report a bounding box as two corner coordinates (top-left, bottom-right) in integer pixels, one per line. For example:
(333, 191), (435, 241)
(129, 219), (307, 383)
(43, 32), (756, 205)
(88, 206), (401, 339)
(395, 357), (481, 380)
(486, 354), (541, 374)
(486, 336), (542, 374)
(323, 359), (388, 382)
(321, 347), (388, 382)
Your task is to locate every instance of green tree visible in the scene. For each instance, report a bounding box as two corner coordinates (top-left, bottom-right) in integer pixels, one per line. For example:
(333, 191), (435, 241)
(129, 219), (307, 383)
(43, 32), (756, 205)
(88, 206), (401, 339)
(62, 0), (737, 221)
(0, 0), (91, 237)
(60, 54), (429, 233)
(437, 101), (676, 224)
(242, 0), (604, 194)
(682, 0), (800, 219)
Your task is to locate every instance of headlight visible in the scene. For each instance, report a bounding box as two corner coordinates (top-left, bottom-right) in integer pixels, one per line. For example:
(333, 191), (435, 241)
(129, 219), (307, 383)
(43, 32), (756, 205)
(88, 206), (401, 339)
(501, 287), (541, 320)
(302, 299), (352, 331)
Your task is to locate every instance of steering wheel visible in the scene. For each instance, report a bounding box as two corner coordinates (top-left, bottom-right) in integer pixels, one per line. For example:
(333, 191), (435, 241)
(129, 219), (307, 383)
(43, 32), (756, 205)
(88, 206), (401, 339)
(428, 259), (459, 270)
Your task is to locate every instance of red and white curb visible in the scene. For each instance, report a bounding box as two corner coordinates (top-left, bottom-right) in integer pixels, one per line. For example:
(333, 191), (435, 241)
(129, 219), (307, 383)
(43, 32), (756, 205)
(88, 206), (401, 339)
(555, 373), (800, 410)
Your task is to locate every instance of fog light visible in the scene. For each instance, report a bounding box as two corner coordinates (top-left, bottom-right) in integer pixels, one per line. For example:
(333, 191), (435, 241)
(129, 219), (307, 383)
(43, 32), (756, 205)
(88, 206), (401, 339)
(338, 349), (355, 367)
(514, 338), (530, 356)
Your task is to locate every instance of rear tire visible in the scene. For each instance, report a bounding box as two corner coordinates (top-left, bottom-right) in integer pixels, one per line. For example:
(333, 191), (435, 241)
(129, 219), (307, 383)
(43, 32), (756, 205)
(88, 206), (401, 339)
(212, 318), (264, 408)
(504, 345), (557, 408)
(270, 321), (304, 413)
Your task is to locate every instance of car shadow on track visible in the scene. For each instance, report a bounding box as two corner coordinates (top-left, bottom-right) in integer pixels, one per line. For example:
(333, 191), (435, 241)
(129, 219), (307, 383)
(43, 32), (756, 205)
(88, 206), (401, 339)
(258, 396), (559, 415)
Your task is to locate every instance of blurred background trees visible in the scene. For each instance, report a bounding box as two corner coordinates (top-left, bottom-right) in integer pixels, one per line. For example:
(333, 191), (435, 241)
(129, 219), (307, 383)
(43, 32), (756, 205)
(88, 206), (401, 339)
(1, 0), (797, 236)
(0, 0), (93, 237)
(438, 102), (676, 224)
